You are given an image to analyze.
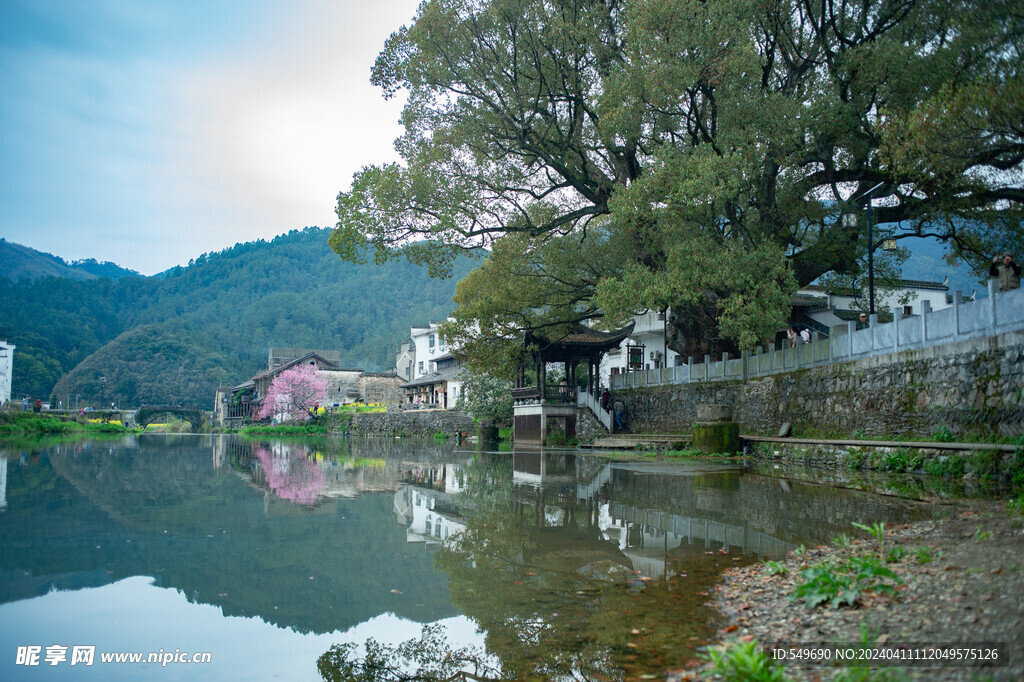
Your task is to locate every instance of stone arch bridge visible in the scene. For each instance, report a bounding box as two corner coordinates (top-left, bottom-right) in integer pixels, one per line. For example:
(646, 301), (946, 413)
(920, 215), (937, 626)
(134, 406), (207, 430)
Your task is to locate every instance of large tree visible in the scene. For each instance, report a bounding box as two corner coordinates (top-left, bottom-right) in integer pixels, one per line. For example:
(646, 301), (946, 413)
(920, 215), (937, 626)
(332, 0), (1023, 362)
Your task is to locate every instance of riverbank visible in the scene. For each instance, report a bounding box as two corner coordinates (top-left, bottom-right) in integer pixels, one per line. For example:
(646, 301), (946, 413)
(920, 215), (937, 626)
(670, 497), (1024, 681)
(0, 410), (130, 435)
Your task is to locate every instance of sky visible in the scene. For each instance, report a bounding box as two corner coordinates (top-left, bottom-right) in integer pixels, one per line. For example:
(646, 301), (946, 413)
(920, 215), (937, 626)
(0, 0), (421, 275)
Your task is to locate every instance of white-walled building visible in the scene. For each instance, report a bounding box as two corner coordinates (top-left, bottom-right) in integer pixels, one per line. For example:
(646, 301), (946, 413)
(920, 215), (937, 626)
(594, 277), (973, 388)
(796, 277), (975, 334)
(0, 340), (13, 406)
(599, 309), (679, 386)
(397, 320), (465, 409)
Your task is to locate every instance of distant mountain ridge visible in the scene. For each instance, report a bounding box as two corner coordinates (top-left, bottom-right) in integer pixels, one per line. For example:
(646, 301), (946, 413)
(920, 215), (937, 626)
(0, 239), (140, 282)
(0, 228), (478, 406)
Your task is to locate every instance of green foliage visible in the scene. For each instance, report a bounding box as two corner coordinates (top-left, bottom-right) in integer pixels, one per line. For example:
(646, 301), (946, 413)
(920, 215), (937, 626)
(239, 423), (328, 436)
(933, 426), (955, 443)
(845, 450), (866, 470)
(970, 449), (999, 482)
(453, 371), (513, 423)
(763, 560), (788, 576)
(1008, 492), (1024, 517)
(914, 547), (938, 564)
(792, 556), (902, 610)
(923, 455), (966, 478)
(906, 450), (925, 471)
(0, 411), (128, 435)
(701, 638), (788, 682)
(882, 449), (908, 473)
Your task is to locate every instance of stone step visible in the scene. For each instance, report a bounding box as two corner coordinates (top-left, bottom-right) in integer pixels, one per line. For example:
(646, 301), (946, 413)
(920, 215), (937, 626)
(587, 434), (692, 449)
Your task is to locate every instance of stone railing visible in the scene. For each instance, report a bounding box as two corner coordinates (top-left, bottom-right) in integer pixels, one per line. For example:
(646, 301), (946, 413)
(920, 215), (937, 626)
(610, 281), (1024, 390)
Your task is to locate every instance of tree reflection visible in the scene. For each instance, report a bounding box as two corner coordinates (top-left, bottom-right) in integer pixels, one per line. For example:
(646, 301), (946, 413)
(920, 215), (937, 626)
(318, 624), (501, 682)
(253, 443), (325, 505)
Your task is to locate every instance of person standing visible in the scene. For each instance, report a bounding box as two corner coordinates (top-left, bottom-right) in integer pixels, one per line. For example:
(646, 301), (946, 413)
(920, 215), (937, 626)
(613, 398), (626, 431)
(990, 252), (1022, 291)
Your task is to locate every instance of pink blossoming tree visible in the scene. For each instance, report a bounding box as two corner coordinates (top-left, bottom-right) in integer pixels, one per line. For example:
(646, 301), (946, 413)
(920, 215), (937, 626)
(257, 364), (328, 422)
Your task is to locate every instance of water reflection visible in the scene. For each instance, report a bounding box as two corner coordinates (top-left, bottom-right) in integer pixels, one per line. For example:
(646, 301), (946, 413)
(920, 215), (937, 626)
(0, 436), (937, 680)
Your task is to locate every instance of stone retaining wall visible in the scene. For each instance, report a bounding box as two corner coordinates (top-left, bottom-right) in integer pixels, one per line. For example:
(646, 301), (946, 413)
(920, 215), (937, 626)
(343, 410), (476, 437)
(617, 330), (1024, 439)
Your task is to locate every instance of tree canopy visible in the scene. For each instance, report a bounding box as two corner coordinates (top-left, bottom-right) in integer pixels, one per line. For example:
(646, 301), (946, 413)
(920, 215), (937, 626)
(333, 0), (1023, 361)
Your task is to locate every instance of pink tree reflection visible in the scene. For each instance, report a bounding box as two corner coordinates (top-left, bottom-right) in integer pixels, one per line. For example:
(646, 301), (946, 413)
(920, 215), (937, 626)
(254, 444), (326, 505)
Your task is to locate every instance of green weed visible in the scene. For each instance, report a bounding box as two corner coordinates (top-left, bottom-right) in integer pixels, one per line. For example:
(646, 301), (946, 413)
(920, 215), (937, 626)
(701, 638), (788, 681)
(763, 560), (788, 576)
(791, 556), (902, 610)
(883, 449), (908, 473)
(852, 521), (885, 556)
(886, 546), (906, 563)
(832, 533), (853, 549)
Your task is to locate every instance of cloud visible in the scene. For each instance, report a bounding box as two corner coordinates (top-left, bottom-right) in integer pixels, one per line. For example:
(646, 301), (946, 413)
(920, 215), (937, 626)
(0, 0), (420, 274)
(164, 0), (418, 263)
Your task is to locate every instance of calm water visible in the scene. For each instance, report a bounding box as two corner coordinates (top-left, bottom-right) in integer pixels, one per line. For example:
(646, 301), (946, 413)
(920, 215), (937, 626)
(0, 434), (935, 681)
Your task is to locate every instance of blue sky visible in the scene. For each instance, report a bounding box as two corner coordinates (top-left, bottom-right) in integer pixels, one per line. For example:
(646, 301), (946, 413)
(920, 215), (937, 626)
(0, 0), (420, 275)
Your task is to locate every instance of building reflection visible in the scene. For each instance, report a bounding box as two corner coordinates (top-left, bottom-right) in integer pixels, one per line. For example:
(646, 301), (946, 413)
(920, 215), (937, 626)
(393, 448), (803, 581)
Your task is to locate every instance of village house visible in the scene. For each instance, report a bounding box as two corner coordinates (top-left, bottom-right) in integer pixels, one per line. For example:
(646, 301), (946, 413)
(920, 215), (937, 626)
(595, 277), (976, 388)
(395, 320), (465, 410)
(0, 339), (14, 407)
(214, 347), (403, 426)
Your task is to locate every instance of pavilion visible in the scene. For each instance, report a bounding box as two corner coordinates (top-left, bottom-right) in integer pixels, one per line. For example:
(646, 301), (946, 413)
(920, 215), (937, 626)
(512, 323), (633, 445)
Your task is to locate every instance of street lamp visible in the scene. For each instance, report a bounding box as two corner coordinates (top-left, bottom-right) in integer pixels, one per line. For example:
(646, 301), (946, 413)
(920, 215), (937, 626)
(841, 182), (886, 315)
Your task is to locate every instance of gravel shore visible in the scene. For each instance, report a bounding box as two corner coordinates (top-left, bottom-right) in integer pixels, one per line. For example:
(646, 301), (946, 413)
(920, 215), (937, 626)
(672, 499), (1024, 681)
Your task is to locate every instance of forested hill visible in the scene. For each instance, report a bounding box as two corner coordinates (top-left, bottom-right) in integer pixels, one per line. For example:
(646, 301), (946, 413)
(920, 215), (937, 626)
(0, 228), (478, 407)
(0, 239), (140, 282)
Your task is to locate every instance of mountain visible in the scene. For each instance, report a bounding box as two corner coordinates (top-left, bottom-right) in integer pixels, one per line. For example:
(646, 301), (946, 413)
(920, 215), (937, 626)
(0, 228), (478, 406)
(0, 239), (140, 282)
(898, 237), (988, 298)
(51, 323), (231, 409)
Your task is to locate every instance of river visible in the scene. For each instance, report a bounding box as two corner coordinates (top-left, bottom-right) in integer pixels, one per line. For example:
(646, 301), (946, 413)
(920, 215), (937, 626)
(0, 434), (938, 680)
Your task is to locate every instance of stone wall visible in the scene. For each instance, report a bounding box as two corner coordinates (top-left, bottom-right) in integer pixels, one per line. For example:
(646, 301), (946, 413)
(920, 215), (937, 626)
(575, 407), (609, 444)
(343, 409), (476, 437)
(359, 373), (404, 405)
(617, 330), (1024, 439)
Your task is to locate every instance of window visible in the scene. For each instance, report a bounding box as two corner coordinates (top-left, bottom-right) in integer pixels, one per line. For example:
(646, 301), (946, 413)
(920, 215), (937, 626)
(429, 334), (435, 348)
(903, 305), (913, 316)
(418, 361), (424, 373)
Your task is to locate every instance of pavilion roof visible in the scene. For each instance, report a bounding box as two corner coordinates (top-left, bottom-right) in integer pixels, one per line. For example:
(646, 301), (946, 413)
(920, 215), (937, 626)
(524, 322), (635, 362)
